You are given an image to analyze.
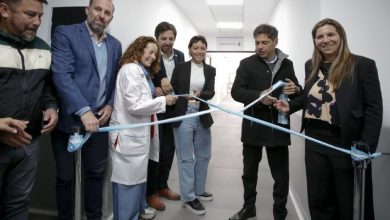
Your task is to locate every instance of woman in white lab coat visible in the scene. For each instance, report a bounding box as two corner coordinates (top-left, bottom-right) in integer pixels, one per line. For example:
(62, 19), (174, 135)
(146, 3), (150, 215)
(109, 36), (177, 220)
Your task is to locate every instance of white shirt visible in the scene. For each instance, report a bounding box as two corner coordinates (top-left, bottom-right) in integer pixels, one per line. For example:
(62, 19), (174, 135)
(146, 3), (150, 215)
(161, 52), (175, 80)
(190, 61), (205, 92)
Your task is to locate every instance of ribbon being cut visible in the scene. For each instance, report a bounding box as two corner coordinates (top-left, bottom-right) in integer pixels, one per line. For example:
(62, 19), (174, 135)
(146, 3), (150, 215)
(66, 80), (381, 161)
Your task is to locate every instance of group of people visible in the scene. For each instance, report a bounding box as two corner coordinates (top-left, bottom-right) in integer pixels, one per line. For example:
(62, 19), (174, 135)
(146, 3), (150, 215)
(0, 0), (383, 220)
(229, 20), (382, 220)
(1, 0), (215, 219)
(108, 32), (215, 219)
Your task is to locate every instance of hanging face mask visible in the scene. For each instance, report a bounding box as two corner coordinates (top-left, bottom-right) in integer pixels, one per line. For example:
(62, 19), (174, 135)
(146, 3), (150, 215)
(67, 127), (91, 152)
(67, 134), (83, 152)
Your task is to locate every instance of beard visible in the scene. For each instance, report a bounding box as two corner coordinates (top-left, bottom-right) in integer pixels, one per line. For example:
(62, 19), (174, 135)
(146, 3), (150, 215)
(89, 22), (105, 35)
(161, 45), (173, 55)
(21, 30), (37, 42)
(86, 16), (108, 36)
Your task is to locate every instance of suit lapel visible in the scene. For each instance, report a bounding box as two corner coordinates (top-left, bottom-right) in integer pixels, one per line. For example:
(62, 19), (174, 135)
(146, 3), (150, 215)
(173, 50), (180, 64)
(203, 64), (210, 80)
(159, 57), (167, 75)
(202, 64), (212, 91)
(184, 61), (192, 92)
(80, 23), (98, 72)
(105, 36), (114, 86)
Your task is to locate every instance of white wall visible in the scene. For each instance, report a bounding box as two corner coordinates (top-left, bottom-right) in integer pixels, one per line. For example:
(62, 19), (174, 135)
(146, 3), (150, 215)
(267, 0), (390, 219)
(37, 0), (199, 58)
(110, 0), (197, 56)
(270, 0), (320, 84)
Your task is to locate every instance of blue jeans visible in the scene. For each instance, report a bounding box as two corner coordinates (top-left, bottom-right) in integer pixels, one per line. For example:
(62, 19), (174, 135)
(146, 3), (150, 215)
(173, 106), (212, 202)
(112, 182), (147, 220)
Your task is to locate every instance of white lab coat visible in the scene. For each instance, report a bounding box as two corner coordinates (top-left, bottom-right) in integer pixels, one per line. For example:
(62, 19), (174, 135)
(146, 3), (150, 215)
(109, 63), (166, 185)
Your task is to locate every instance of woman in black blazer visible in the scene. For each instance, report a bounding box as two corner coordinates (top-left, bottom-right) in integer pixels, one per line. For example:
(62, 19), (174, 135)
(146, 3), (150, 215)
(168, 35), (215, 215)
(275, 18), (382, 220)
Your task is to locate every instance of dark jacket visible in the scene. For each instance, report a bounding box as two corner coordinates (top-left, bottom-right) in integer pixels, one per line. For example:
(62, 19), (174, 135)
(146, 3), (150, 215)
(152, 48), (185, 87)
(168, 61), (216, 128)
(289, 56), (383, 151)
(0, 30), (57, 136)
(152, 48), (185, 121)
(231, 50), (300, 147)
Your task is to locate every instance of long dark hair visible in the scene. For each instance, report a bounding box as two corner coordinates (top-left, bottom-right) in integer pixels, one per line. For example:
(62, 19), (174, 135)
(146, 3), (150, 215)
(307, 18), (355, 89)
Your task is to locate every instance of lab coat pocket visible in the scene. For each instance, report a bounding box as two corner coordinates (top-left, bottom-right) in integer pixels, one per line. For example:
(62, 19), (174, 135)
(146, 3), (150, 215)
(114, 129), (148, 156)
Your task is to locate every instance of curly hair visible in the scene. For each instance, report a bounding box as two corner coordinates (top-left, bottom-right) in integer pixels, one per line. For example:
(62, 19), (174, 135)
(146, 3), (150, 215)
(119, 36), (161, 75)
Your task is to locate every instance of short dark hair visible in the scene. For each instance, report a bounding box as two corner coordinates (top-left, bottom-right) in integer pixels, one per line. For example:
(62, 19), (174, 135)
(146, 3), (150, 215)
(253, 24), (278, 40)
(188, 35), (207, 49)
(154, 22), (177, 39)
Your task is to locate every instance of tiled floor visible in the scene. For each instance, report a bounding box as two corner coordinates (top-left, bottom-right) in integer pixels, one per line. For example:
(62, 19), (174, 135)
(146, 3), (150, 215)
(154, 95), (300, 220)
(29, 94), (300, 220)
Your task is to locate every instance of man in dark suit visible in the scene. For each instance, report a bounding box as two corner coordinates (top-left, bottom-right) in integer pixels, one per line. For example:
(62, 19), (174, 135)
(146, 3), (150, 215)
(146, 21), (185, 211)
(230, 24), (301, 220)
(50, 0), (122, 219)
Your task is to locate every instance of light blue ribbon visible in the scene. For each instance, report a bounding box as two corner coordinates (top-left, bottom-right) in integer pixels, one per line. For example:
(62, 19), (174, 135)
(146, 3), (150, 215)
(68, 81), (287, 152)
(67, 108), (219, 152)
(190, 91), (381, 161)
(68, 81), (286, 152)
(67, 80), (381, 161)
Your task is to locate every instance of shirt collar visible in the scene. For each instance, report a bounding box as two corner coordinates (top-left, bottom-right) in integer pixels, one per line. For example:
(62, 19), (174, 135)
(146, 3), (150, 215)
(0, 29), (29, 47)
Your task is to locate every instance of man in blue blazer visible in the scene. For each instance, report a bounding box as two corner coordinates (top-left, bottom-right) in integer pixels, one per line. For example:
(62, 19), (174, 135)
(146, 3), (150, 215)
(50, 0), (122, 219)
(147, 22), (185, 211)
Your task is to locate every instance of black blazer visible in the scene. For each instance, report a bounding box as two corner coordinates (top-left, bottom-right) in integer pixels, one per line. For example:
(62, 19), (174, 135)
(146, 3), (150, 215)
(290, 55), (383, 151)
(168, 61), (216, 128)
(152, 48), (185, 87)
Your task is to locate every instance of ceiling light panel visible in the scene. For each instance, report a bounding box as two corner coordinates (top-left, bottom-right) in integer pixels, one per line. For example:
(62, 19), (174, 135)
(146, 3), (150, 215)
(209, 5), (243, 22)
(217, 22), (243, 29)
(214, 13), (242, 22)
(207, 0), (243, 5)
(209, 5), (243, 14)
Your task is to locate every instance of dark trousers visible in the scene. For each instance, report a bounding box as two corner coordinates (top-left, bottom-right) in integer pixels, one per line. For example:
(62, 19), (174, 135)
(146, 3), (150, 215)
(51, 130), (108, 220)
(147, 123), (176, 195)
(305, 121), (375, 220)
(242, 144), (289, 220)
(0, 139), (39, 220)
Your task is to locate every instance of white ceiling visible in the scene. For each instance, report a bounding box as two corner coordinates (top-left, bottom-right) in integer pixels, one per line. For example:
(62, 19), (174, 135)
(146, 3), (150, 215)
(172, 0), (280, 37)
